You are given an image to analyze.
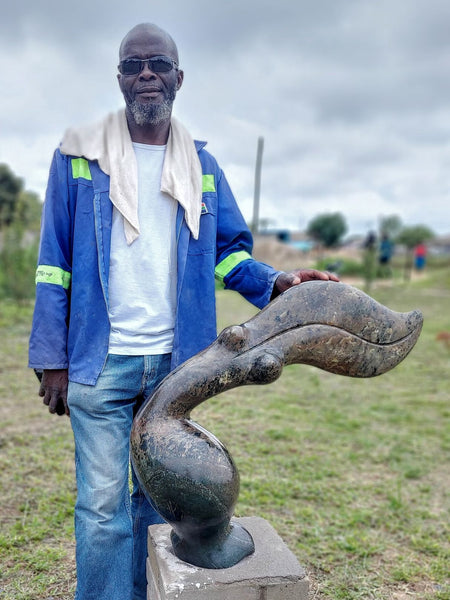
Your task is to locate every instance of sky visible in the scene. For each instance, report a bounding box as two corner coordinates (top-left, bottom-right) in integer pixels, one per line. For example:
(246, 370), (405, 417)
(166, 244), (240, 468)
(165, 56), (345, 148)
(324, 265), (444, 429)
(1, 0), (449, 237)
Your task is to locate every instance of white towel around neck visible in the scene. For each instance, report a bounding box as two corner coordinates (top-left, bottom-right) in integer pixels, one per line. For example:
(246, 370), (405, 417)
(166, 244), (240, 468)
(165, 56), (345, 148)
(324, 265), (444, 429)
(60, 109), (202, 244)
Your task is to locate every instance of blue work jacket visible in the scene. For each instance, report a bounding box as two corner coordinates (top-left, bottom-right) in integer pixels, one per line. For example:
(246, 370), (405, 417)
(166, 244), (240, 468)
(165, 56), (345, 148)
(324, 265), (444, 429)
(29, 142), (281, 385)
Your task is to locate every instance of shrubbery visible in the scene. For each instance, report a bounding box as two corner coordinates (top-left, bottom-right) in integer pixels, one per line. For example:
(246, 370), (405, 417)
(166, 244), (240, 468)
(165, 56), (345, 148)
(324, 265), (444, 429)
(0, 226), (38, 300)
(315, 257), (366, 277)
(0, 163), (41, 301)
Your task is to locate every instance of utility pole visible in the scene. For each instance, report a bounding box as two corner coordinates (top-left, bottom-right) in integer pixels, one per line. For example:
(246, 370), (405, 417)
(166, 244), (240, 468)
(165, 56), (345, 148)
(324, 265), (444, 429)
(251, 136), (264, 235)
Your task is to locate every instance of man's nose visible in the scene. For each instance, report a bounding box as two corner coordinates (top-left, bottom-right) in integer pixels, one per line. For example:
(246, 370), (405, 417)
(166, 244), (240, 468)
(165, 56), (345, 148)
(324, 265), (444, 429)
(139, 62), (157, 79)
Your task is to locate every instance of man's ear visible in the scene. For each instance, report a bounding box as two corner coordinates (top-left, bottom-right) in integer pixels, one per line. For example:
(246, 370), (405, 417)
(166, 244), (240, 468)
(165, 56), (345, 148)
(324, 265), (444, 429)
(176, 69), (184, 90)
(117, 72), (124, 92)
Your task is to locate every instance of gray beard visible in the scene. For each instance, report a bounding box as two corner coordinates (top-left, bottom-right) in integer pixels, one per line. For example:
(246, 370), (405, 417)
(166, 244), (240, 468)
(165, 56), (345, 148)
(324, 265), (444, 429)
(128, 98), (173, 126)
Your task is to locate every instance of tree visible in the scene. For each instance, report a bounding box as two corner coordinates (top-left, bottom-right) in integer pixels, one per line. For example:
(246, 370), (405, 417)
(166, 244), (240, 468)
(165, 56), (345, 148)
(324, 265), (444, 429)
(396, 225), (434, 249)
(307, 213), (347, 248)
(396, 224), (434, 280)
(0, 163), (24, 229)
(14, 190), (42, 232)
(0, 164), (42, 232)
(379, 214), (402, 238)
(0, 164), (42, 300)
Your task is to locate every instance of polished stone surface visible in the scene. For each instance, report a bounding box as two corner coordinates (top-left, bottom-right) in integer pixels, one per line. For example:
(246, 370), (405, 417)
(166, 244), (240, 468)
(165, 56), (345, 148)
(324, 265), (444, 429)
(131, 281), (423, 569)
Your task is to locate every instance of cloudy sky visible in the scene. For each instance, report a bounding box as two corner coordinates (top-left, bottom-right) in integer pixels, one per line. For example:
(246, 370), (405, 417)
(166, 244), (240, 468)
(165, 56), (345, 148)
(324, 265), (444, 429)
(1, 0), (449, 237)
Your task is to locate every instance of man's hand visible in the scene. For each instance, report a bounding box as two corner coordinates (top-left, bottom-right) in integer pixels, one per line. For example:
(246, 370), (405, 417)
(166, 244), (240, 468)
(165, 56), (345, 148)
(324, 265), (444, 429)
(272, 269), (339, 298)
(39, 369), (69, 416)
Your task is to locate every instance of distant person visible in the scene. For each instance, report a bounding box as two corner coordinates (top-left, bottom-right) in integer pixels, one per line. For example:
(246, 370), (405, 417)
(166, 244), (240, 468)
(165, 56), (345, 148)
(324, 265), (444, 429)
(28, 23), (339, 600)
(363, 230), (377, 288)
(378, 233), (394, 277)
(414, 242), (427, 271)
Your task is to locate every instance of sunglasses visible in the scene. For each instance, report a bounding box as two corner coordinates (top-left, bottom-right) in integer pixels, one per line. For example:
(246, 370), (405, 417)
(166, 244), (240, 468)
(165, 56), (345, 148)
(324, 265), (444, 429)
(118, 55), (178, 76)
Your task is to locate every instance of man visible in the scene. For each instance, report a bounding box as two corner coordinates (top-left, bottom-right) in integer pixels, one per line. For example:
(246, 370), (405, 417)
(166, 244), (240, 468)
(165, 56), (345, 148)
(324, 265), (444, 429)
(29, 23), (338, 600)
(378, 232), (394, 277)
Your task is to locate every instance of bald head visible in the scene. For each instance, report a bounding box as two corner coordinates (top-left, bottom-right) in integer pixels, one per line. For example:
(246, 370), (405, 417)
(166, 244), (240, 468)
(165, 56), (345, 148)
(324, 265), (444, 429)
(119, 23), (179, 64)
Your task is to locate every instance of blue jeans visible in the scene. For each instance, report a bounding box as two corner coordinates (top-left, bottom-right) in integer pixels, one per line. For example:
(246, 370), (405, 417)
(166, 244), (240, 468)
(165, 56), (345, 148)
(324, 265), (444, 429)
(68, 354), (171, 600)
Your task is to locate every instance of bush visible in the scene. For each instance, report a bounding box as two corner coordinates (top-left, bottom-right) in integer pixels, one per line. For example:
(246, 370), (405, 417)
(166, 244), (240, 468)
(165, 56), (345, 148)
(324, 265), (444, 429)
(315, 257), (365, 277)
(0, 226), (38, 301)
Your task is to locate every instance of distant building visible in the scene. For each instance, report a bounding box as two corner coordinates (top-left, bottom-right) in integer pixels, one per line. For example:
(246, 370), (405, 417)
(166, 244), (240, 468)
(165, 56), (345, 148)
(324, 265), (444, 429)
(429, 235), (450, 256)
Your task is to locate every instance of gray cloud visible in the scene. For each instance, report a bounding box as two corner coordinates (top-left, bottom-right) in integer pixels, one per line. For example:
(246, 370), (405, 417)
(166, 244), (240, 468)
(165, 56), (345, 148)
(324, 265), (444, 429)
(0, 0), (449, 236)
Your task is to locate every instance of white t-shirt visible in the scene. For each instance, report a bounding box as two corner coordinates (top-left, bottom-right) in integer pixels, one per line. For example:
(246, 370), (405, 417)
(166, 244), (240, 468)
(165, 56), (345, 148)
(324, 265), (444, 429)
(108, 143), (177, 355)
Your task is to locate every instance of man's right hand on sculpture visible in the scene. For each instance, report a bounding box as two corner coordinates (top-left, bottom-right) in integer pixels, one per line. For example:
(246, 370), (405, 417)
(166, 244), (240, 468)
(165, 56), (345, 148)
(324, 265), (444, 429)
(39, 369), (69, 416)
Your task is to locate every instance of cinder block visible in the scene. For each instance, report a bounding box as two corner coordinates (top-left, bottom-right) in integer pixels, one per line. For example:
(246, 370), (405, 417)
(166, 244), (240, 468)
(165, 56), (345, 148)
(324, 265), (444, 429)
(147, 516), (309, 600)
(147, 570), (162, 600)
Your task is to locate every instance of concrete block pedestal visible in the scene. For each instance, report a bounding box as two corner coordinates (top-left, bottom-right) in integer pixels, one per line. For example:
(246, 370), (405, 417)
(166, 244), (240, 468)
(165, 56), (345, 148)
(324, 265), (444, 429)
(147, 516), (309, 600)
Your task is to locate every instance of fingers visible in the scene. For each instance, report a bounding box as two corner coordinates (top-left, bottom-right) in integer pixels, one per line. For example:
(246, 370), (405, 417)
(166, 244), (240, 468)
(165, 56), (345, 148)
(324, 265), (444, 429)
(48, 389), (60, 414)
(39, 369), (69, 416)
(41, 387), (52, 406)
(49, 390), (69, 416)
(329, 272), (340, 282)
(62, 394), (70, 416)
(296, 269), (340, 283)
(55, 397), (69, 416)
(41, 387), (69, 416)
(273, 268), (340, 298)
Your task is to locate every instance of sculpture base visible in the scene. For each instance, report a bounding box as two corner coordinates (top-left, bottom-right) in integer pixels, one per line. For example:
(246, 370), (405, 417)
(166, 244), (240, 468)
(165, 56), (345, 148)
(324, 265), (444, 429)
(170, 520), (255, 569)
(147, 516), (309, 600)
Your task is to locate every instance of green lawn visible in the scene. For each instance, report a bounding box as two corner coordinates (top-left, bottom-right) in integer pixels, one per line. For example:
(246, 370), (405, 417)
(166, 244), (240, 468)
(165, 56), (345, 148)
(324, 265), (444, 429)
(0, 270), (449, 599)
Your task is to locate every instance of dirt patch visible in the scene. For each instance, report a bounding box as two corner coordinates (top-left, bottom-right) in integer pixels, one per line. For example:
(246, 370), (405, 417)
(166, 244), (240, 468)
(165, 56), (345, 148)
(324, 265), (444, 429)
(253, 236), (315, 271)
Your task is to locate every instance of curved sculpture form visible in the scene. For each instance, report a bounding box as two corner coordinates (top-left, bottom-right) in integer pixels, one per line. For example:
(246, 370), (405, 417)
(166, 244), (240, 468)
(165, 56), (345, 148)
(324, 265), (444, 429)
(130, 282), (423, 569)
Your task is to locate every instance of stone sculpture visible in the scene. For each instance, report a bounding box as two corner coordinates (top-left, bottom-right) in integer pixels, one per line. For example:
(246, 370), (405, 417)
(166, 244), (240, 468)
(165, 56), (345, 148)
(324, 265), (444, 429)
(130, 281), (423, 569)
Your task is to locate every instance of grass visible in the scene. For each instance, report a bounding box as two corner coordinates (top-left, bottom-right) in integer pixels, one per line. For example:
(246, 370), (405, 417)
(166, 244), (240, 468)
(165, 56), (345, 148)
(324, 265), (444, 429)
(0, 268), (449, 599)
(0, 302), (77, 599)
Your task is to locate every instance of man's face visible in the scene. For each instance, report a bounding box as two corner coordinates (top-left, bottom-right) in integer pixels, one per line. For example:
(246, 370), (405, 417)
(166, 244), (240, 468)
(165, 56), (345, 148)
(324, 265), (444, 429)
(117, 29), (184, 126)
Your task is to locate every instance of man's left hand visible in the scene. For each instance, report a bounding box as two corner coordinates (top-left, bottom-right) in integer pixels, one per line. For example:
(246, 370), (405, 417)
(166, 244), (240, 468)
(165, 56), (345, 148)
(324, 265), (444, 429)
(272, 269), (339, 298)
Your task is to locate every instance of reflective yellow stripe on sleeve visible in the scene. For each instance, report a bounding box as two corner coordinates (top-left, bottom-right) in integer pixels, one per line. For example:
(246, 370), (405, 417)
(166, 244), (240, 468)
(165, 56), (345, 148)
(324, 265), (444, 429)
(202, 174), (215, 193)
(71, 158), (92, 181)
(215, 251), (253, 282)
(35, 265), (72, 289)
